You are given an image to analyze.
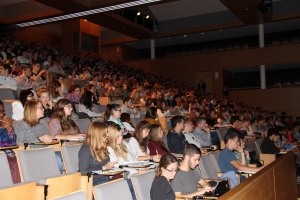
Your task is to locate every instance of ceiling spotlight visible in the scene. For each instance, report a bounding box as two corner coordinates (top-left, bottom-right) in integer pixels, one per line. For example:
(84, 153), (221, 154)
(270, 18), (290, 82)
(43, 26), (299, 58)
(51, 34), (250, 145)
(137, 12), (141, 16)
(146, 15), (150, 19)
(84, 19), (87, 21)
(184, 35), (187, 37)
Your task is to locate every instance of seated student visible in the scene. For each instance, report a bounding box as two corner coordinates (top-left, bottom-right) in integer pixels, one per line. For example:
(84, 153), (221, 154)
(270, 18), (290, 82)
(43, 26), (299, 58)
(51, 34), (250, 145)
(171, 144), (213, 198)
(66, 84), (81, 104)
(144, 107), (161, 126)
(48, 99), (86, 139)
(260, 128), (288, 154)
(79, 91), (102, 118)
(106, 124), (136, 200)
(78, 122), (116, 186)
(182, 119), (201, 148)
(192, 117), (212, 147)
(233, 138), (250, 166)
(219, 131), (263, 183)
(121, 97), (140, 118)
(167, 116), (188, 154)
(120, 113), (135, 133)
(12, 89), (34, 120)
(148, 124), (169, 156)
(150, 154), (178, 200)
(37, 88), (54, 119)
(156, 99), (170, 118)
(0, 100), (21, 183)
(126, 121), (161, 162)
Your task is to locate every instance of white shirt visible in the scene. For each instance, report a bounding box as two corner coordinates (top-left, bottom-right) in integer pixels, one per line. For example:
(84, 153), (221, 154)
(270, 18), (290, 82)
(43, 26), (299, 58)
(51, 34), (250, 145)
(12, 101), (24, 120)
(183, 131), (202, 148)
(17, 56), (30, 64)
(78, 104), (102, 117)
(157, 108), (170, 118)
(0, 75), (18, 90)
(123, 122), (135, 132)
(126, 137), (150, 160)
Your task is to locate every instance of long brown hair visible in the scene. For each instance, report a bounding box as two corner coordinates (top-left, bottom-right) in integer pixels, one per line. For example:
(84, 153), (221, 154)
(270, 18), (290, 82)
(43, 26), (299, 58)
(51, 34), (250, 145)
(133, 121), (151, 152)
(155, 154), (178, 179)
(149, 124), (168, 152)
(53, 99), (81, 135)
(84, 122), (109, 162)
(107, 124), (128, 160)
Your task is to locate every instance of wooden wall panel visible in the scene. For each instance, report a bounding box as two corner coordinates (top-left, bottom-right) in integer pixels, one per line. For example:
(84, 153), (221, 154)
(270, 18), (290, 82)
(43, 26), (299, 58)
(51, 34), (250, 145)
(61, 19), (80, 55)
(16, 27), (61, 47)
(229, 88), (300, 118)
(125, 43), (300, 96)
(101, 45), (122, 62)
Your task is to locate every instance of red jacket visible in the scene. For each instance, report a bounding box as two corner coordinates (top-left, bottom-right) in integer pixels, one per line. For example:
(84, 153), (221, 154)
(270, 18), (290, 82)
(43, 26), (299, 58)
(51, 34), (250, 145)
(148, 140), (169, 156)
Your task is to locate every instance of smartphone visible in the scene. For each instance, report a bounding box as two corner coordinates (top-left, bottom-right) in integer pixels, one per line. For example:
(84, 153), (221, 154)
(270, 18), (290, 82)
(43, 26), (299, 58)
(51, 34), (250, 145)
(192, 196), (204, 199)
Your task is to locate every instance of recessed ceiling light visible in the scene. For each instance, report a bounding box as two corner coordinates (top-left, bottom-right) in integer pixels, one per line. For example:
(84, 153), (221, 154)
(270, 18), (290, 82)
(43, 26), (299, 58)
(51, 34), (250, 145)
(146, 15), (149, 19)
(137, 12), (141, 16)
(184, 35), (186, 37)
(84, 19), (87, 21)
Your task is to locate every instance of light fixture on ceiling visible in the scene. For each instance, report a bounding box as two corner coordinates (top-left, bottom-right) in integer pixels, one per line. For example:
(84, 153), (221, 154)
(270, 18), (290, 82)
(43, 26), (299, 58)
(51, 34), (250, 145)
(16, 0), (161, 27)
(137, 12), (141, 16)
(184, 35), (186, 37)
(84, 19), (87, 21)
(145, 15), (150, 19)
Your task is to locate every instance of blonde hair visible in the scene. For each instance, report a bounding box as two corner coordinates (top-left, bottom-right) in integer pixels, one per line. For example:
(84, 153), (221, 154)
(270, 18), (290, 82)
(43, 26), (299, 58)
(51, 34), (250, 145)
(24, 100), (40, 127)
(107, 124), (128, 160)
(84, 122), (109, 162)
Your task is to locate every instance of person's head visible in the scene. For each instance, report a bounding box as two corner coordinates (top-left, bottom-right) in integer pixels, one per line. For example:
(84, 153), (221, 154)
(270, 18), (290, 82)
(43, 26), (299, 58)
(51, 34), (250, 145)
(54, 99), (73, 118)
(24, 99), (44, 126)
(120, 112), (131, 124)
(222, 109), (230, 117)
(224, 131), (239, 150)
(37, 88), (50, 105)
(104, 104), (121, 120)
(145, 106), (158, 119)
(230, 116), (241, 127)
(149, 124), (164, 141)
(156, 99), (166, 111)
(171, 116), (185, 130)
(86, 84), (95, 93)
(22, 66), (32, 77)
(133, 121), (151, 152)
(107, 123), (128, 159)
(19, 89), (34, 106)
(84, 122), (109, 162)
(56, 74), (64, 84)
(183, 119), (194, 133)
(0, 63), (12, 76)
(48, 80), (61, 99)
(69, 84), (81, 95)
(31, 62), (40, 72)
(182, 144), (201, 169)
(195, 117), (207, 130)
(80, 91), (93, 110)
(155, 154), (178, 181)
(267, 128), (281, 143)
(123, 97), (132, 107)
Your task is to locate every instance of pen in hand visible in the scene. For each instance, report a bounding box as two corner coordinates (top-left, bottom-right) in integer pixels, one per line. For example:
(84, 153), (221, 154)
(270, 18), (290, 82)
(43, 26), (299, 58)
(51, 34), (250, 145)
(156, 149), (158, 155)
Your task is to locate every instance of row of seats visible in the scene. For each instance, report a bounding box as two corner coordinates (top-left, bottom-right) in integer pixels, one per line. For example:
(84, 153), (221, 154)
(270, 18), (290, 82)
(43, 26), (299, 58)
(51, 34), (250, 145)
(0, 144), (157, 200)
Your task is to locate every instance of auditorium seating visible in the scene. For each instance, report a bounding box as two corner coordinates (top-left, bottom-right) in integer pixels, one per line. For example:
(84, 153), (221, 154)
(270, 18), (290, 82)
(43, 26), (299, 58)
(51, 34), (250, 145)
(254, 140), (276, 166)
(16, 148), (81, 199)
(51, 191), (87, 200)
(0, 152), (37, 200)
(0, 88), (17, 100)
(61, 144), (93, 200)
(131, 171), (155, 200)
(216, 128), (227, 149)
(93, 179), (132, 200)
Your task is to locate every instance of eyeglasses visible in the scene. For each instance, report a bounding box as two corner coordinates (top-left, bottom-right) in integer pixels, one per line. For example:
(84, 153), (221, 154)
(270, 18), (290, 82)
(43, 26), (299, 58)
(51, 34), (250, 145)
(165, 168), (179, 173)
(0, 110), (5, 114)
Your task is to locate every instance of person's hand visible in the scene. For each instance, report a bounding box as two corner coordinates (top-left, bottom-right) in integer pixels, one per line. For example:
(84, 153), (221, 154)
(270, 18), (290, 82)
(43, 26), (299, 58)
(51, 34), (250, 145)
(102, 161), (117, 170)
(72, 134), (86, 138)
(281, 140), (286, 146)
(47, 101), (53, 108)
(133, 107), (138, 115)
(38, 135), (55, 142)
(237, 146), (244, 153)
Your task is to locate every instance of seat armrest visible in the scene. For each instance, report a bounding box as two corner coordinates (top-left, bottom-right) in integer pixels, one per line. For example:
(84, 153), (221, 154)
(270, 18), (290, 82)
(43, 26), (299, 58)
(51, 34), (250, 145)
(248, 164), (257, 168)
(81, 174), (93, 200)
(260, 154), (276, 166)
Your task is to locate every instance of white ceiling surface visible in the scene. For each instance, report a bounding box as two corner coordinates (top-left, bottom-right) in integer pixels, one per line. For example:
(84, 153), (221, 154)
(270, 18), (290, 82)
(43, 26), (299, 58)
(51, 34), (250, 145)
(0, 0), (30, 6)
(149, 0), (228, 21)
